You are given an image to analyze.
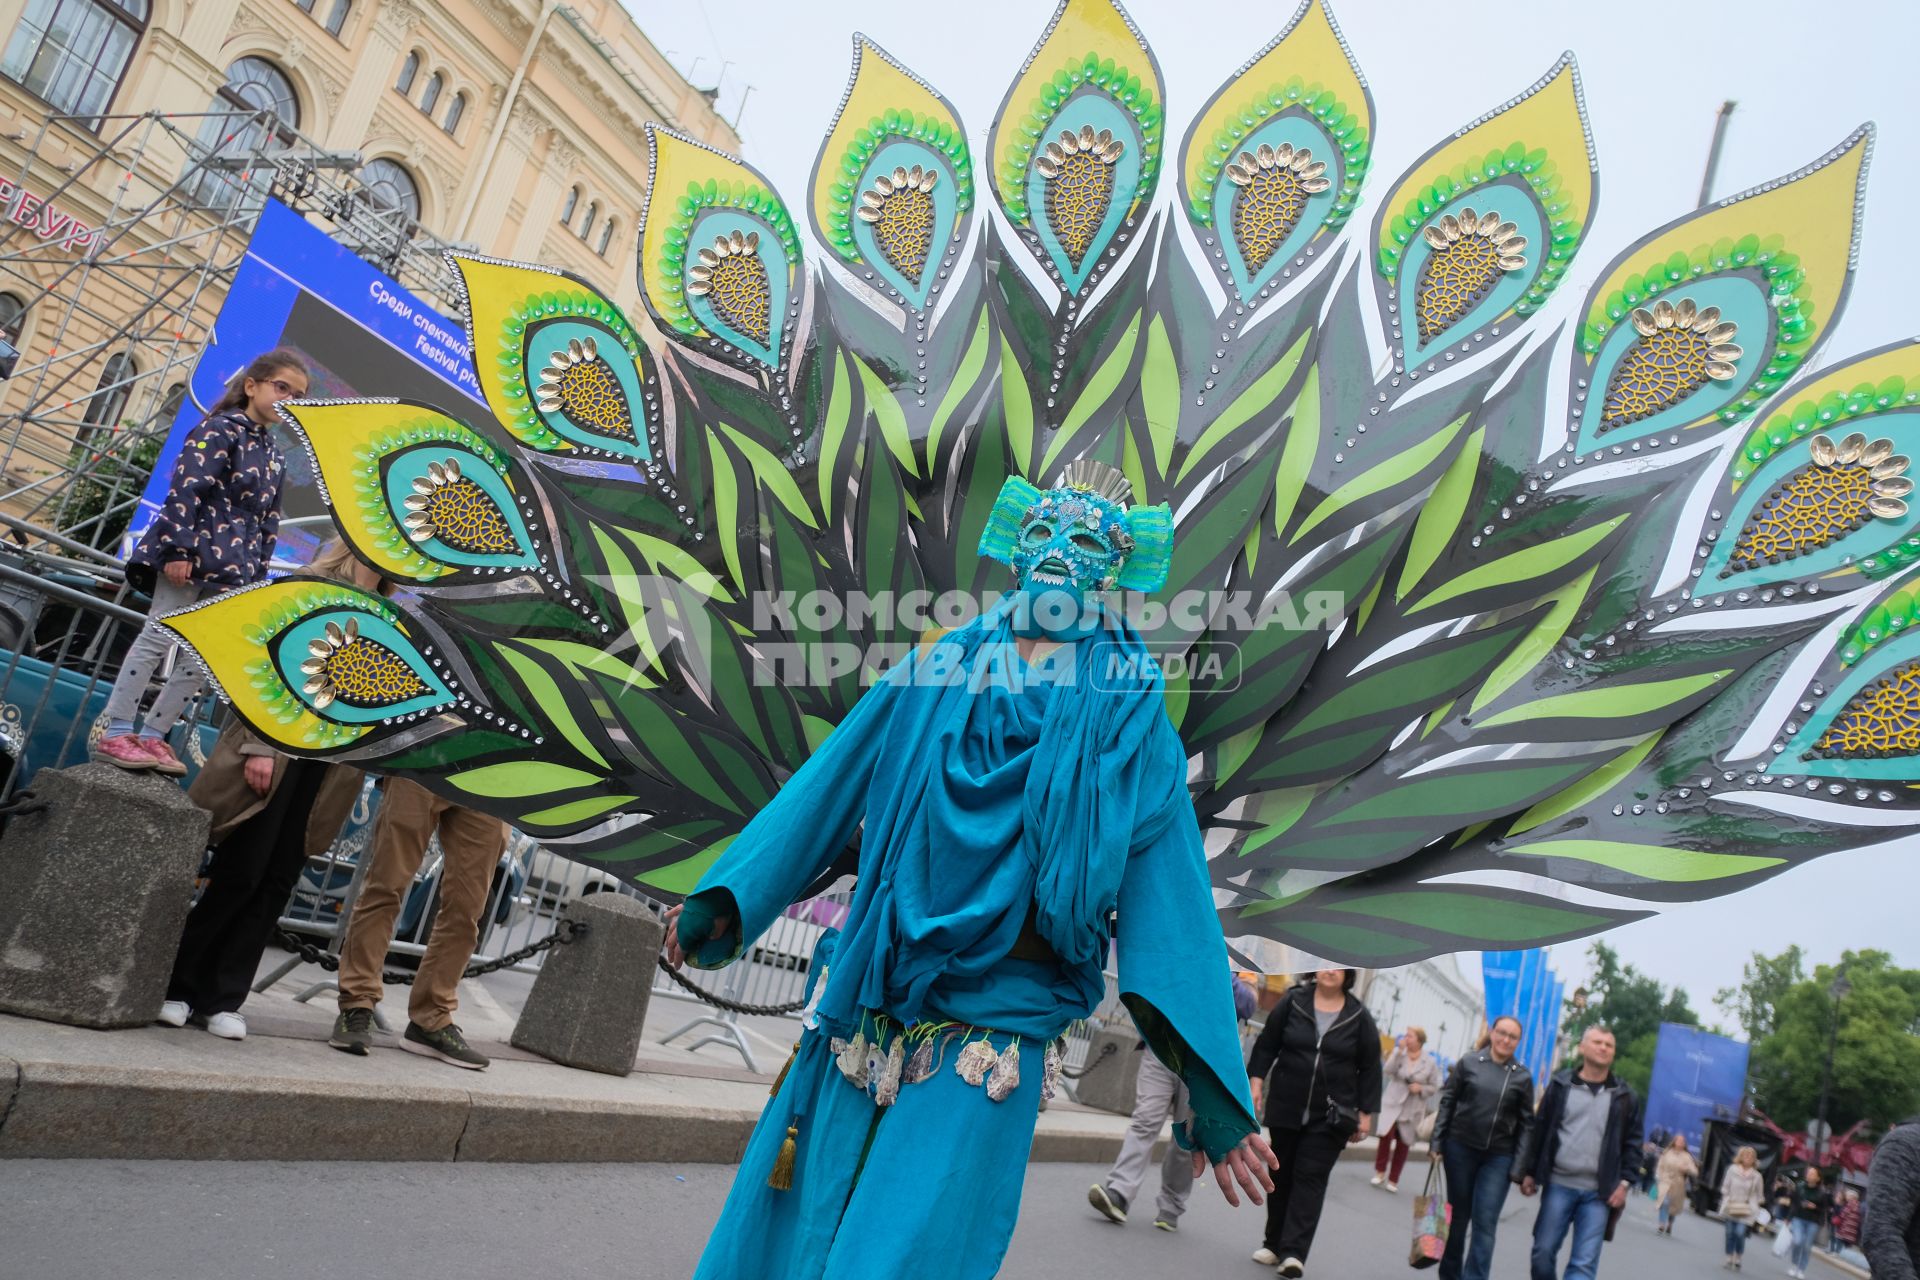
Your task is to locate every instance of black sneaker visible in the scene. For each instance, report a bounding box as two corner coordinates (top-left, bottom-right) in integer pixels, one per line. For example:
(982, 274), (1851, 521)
(399, 1021), (489, 1070)
(329, 1007), (375, 1055)
(1087, 1183), (1128, 1224)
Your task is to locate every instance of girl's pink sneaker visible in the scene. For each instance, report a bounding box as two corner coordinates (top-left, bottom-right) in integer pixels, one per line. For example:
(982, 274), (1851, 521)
(94, 733), (157, 770)
(141, 738), (189, 777)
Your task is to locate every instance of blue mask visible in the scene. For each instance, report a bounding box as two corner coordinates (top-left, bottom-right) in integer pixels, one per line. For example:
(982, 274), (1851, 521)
(977, 461), (1175, 609)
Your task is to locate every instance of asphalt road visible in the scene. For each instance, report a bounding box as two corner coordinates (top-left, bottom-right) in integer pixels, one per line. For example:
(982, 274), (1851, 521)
(0, 1153), (1797, 1280)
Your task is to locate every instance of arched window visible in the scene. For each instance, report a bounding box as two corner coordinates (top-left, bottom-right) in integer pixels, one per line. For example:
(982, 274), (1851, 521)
(578, 201), (597, 242)
(0, 292), (26, 344)
(595, 218), (614, 257)
(189, 57), (300, 208)
(81, 351), (137, 439)
(394, 50), (418, 94)
(359, 157), (421, 221)
(1, 0), (149, 121)
(418, 71), (442, 115)
(558, 185), (579, 228)
(321, 0), (349, 35)
(442, 91), (465, 136)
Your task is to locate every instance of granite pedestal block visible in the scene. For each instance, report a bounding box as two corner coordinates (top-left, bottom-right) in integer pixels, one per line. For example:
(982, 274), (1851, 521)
(1071, 1026), (1145, 1115)
(510, 892), (663, 1076)
(0, 763), (210, 1028)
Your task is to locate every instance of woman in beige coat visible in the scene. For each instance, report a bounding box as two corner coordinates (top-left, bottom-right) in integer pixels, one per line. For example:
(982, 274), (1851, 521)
(1371, 1027), (1443, 1192)
(158, 541), (384, 1040)
(1656, 1134), (1701, 1235)
(1718, 1145), (1766, 1269)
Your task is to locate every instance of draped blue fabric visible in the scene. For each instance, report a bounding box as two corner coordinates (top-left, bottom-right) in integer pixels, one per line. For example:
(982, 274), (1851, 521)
(681, 601), (1257, 1277)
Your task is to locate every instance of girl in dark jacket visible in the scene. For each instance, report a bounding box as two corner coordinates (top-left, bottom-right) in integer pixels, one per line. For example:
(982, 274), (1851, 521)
(96, 350), (307, 775)
(1246, 968), (1384, 1277)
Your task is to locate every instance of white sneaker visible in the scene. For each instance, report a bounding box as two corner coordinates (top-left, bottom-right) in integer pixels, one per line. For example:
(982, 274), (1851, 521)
(1370, 1173), (1385, 1187)
(156, 1000), (191, 1027)
(204, 1012), (247, 1040)
(1252, 1247), (1279, 1266)
(1386, 1181), (1399, 1193)
(1278, 1259), (1306, 1279)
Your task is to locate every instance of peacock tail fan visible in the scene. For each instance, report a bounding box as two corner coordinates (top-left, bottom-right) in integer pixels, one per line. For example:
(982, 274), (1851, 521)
(159, 0), (1914, 956)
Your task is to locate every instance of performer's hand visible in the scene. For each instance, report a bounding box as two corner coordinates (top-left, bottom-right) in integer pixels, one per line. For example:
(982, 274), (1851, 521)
(163, 559), (193, 587)
(1196, 1131), (1278, 1207)
(243, 754), (274, 795)
(662, 904), (729, 967)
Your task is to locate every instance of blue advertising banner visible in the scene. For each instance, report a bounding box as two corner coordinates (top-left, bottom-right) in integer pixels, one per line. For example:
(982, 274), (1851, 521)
(1645, 1023), (1750, 1154)
(124, 199), (488, 567)
(1530, 972), (1564, 1081)
(1483, 950), (1524, 1022)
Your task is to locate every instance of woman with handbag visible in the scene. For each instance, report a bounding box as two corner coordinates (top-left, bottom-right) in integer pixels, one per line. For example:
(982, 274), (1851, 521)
(1655, 1133), (1700, 1234)
(1246, 968), (1384, 1277)
(95, 349), (306, 775)
(1718, 1145), (1765, 1269)
(1428, 1014), (1534, 1280)
(1374, 1026), (1443, 1192)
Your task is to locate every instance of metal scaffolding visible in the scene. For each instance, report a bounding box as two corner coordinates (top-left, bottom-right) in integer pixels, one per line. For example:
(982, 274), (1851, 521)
(0, 103), (467, 551)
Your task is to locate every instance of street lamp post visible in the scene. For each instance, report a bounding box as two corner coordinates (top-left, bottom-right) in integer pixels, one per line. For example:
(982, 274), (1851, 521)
(1813, 971), (1851, 1166)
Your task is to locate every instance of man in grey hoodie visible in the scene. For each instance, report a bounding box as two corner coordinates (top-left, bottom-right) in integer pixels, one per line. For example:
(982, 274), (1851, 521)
(1864, 1119), (1920, 1280)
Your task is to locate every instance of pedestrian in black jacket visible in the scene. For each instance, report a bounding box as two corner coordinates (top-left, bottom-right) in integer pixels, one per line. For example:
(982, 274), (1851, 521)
(1516, 1026), (1644, 1280)
(1245, 968), (1383, 1277)
(1863, 1118), (1920, 1280)
(1431, 1015), (1535, 1280)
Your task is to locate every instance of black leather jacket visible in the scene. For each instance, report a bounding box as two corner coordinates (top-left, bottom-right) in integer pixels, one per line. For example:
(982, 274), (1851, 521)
(1432, 1048), (1535, 1156)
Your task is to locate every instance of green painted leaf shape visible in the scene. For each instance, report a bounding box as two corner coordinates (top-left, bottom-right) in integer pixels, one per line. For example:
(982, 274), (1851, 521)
(1503, 839), (1785, 883)
(1291, 413), (1468, 544)
(518, 793), (639, 828)
(1467, 567), (1594, 716)
(496, 639), (615, 769)
(1505, 727), (1661, 837)
(447, 760), (603, 799)
(1045, 309), (1142, 476)
(926, 304), (994, 469)
(1475, 669), (1733, 729)
(1178, 330), (1310, 485)
(1233, 885), (1646, 966)
(717, 422), (820, 529)
(1406, 515), (1626, 615)
(855, 356), (921, 479)
(1397, 426), (1484, 600)
(816, 351), (857, 520)
(1139, 314), (1179, 478)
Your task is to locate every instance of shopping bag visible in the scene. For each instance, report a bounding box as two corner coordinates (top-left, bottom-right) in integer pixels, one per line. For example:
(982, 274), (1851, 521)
(1772, 1223), (1794, 1258)
(1410, 1163), (1451, 1268)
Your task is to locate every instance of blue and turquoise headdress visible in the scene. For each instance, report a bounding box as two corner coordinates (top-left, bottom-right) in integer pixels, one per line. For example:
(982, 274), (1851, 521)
(978, 460), (1174, 594)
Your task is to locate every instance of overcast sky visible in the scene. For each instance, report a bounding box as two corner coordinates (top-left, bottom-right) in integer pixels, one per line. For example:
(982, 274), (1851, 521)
(629, 0), (1920, 1025)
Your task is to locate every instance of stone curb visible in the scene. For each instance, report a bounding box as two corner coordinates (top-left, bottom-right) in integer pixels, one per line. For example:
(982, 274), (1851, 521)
(0, 1053), (1156, 1164)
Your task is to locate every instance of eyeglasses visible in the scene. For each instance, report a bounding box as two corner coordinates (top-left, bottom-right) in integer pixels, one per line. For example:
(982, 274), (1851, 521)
(261, 378), (305, 397)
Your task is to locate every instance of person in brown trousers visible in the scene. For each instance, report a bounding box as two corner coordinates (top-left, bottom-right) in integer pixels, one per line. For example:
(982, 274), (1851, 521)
(157, 540), (380, 1041)
(329, 776), (507, 1069)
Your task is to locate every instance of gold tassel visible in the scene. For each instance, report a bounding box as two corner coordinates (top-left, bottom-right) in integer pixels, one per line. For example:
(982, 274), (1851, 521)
(768, 1123), (799, 1191)
(769, 1042), (800, 1098)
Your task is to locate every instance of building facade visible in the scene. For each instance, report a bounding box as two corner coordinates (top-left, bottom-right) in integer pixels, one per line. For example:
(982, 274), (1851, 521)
(0, 0), (734, 518)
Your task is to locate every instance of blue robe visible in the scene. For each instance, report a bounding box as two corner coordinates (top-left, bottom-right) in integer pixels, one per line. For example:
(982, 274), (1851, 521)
(684, 607), (1256, 1280)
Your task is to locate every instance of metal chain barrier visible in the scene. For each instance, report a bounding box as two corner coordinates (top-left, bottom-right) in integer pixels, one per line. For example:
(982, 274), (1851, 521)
(0, 788), (47, 818)
(273, 917), (589, 986)
(655, 953), (807, 1016)
(1060, 1038), (1119, 1079)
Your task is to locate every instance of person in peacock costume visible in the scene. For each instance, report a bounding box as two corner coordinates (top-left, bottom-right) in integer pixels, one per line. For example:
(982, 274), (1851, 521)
(161, 0), (1917, 1268)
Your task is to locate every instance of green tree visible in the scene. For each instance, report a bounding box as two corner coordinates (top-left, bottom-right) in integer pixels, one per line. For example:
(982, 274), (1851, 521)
(1746, 950), (1920, 1133)
(1716, 945), (1807, 1043)
(1564, 941), (1700, 1094)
